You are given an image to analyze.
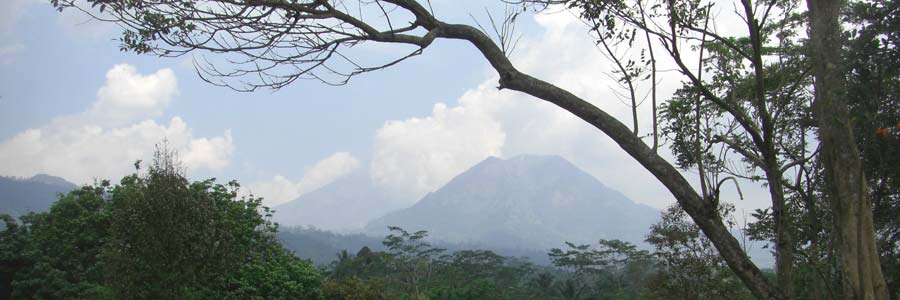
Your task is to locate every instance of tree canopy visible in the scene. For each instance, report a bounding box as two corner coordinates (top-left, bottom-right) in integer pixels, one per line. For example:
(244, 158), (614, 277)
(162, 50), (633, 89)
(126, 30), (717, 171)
(0, 146), (324, 299)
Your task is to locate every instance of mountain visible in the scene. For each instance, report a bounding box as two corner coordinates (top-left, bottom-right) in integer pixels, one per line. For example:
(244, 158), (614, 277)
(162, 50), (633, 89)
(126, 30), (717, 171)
(273, 172), (407, 232)
(365, 155), (660, 250)
(0, 174), (78, 217)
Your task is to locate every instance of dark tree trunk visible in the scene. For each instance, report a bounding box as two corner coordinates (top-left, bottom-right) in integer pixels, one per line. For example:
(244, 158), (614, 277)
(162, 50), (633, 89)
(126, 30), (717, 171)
(765, 163), (795, 298)
(806, 0), (890, 299)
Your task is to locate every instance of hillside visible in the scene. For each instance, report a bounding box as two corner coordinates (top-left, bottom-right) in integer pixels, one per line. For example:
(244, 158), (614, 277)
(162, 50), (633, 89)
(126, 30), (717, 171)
(273, 172), (407, 232)
(277, 226), (386, 265)
(366, 155), (660, 250)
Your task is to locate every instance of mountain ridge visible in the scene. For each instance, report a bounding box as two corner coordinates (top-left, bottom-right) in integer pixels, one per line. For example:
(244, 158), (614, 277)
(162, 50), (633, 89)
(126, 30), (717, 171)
(365, 154), (660, 250)
(272, 171), (407, 232)
(0, 174), (78, 217)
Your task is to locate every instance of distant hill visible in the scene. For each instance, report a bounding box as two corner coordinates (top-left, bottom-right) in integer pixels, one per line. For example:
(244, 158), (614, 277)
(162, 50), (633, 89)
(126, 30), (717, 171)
(277, 226), (385, 265)
(0, 174), (78, 217)
(365, 155), (660, 250)
(277, 225), (553, 266)
(273, 172), (407, 232)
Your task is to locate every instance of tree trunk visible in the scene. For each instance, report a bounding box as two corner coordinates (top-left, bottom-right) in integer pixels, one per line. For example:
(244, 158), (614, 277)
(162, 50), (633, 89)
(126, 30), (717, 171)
(765, 164), (795, 298)
(806, 0), (889, 299)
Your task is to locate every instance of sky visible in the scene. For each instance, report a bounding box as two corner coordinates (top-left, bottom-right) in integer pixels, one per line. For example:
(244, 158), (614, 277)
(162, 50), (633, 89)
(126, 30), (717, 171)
(0, 0), (775, 231)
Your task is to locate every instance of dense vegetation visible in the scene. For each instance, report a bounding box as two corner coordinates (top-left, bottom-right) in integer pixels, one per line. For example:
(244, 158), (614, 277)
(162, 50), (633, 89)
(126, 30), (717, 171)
(0, 146), (758, 299)
(0, 147), (323, 300)
(0, 140), (897, 299)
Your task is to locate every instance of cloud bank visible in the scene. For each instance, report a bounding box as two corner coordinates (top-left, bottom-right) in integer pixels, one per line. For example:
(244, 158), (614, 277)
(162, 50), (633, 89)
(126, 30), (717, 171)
(370, 102), (505, 200)
(0, 64), (234, 184)
(250, 152), (361, 207)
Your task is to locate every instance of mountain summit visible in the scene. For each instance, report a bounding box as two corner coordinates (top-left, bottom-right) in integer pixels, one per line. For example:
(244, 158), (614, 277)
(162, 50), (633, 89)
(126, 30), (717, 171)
(0, 174), (78, 217)
(365, 154), (659, 249)
(273, 172), (407, 232)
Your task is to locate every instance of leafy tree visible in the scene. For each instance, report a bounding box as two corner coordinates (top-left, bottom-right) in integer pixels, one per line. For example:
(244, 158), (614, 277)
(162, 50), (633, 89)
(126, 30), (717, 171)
(381, 226), (446, 299)
(428, 249), (535, 300)
(323, 277), (390, 300)
(805, 0), (891, 294)
(549, 239), (656, 300)
(0, 214), (26, 299)
(101, 145), (323, 299)
(527, 272), (560, 300)
(426, 279), (510, 300)
(646, 204), (754, 300)
(1, 144), (324, 299)
(845, 0), (900, 297)
(7, 185), (112, 300)
(331, 249), (360, 280)
(544, 0), (815, 295)
(226, 248), (325, 300)
(320, 228), (539, 300)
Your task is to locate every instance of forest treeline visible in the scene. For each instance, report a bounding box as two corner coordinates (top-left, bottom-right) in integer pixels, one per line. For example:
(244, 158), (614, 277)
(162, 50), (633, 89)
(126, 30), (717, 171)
(0, 144), (895, 299)
(0, 146), (753, 300)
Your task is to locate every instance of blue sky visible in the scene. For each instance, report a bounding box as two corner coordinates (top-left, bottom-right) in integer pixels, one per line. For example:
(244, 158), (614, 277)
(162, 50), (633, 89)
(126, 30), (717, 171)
(0, 0), (503, 198)
(1, 0), (495, 182)
(0, 0), (777, 230)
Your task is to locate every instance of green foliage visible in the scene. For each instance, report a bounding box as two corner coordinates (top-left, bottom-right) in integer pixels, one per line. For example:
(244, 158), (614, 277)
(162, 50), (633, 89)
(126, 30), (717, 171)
(846, 0), (900, 297)
(381, 226), (446, 297)
(1, 145), (323, 299)
(429, 250), (535, 300)
(8, 184), (110, 300)
(99, 146), (322, 299)
(656, 19), (813, 180)
(743, 0), (900, 297)
(319, 227), (540, 300)
(316, 224), (766, 300)
(548, 239), (656, 300)
(646, 205), (753, 300)
(426, 279), (509, 300)
(4, 196), (793, 300)
(0, 214), (25, 299)
(323, 277), (389, 300)
(227, 250), (324, 300)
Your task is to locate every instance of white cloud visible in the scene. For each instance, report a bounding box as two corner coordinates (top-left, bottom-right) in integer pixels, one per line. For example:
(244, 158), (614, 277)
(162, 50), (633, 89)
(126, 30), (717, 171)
(181, 133), (234, 171)
(87, 64), (178, 126)
(0, 64), (234, 184)
(251, 175), (303, 207)
(43, 64), (177, 130)
(370, 102), (505, 201)
(250, 152), (360, 207)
